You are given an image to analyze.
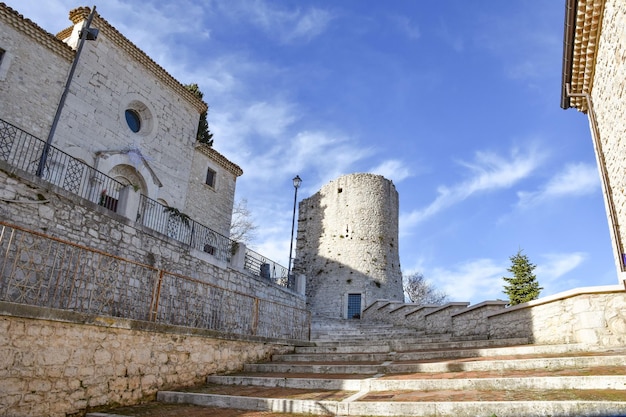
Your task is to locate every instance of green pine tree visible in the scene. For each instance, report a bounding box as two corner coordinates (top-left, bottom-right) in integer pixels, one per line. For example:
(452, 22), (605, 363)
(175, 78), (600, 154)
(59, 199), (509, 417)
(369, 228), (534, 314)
(502, 249), (543, 306)
(184, 83), (214, 146)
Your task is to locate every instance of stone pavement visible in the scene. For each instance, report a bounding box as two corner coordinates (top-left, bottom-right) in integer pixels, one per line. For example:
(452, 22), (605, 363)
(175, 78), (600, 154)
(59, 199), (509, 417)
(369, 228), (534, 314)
(89, 318), (626, 417)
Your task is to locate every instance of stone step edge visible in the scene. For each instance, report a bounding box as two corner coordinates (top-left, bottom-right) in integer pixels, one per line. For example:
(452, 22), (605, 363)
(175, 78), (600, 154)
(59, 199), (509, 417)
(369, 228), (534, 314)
(206, 374), (626, 391)
(284, 342), (601, 362)
(154, 391), (626, 417)
(301, 337), (531, 353)
(245, 354), (626, 374)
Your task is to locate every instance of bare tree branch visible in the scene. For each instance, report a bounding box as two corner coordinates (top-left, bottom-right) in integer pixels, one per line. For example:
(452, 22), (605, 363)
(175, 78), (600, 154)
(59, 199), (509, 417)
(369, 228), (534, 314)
(403, 272), (449, 305)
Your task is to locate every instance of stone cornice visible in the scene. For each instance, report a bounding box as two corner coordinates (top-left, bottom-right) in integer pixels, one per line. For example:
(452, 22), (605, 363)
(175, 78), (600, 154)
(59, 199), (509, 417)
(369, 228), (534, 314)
(562, 0), (606, 112)
(195, 144), (243, 178)
(64, 7), (208, 114)
(0, 3), (74, 61)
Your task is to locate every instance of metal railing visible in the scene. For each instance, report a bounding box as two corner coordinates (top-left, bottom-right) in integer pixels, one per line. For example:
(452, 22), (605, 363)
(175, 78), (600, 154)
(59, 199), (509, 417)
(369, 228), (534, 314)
(137, 194), (234, 263)
(0, 119), (124, 211)
(0, 118), (291, 284)
(0, 222), (310, 340)
(244, 248), (291, 288)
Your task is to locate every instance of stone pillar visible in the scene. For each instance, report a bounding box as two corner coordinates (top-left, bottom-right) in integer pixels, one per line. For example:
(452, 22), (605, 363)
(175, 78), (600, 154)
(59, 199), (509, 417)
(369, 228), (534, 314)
(230, 241), (247, 270)
(117, 185), (140, 221)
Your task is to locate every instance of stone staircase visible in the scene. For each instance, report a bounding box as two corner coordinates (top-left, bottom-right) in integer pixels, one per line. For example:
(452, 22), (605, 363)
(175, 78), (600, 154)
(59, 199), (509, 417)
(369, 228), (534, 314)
(89, 317), (626, 417)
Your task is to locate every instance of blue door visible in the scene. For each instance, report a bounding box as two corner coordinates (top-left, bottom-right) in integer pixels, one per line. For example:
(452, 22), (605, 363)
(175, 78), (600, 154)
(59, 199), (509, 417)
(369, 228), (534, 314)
(347, 294), (361, 319)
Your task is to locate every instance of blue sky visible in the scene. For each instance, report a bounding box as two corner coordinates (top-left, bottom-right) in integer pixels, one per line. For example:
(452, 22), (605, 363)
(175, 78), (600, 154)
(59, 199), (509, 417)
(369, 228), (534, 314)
(9, 0), (618, 304)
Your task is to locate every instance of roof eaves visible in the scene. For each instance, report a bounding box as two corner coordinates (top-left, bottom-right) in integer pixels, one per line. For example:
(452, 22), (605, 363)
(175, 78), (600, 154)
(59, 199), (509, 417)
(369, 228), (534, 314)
(0, 2), (74, 61)
(560, 0), (578, 109)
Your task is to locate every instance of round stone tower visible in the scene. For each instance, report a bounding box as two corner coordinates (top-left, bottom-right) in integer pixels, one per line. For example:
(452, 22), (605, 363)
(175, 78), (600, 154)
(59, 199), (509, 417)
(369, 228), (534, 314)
(294, 173), (404, 319)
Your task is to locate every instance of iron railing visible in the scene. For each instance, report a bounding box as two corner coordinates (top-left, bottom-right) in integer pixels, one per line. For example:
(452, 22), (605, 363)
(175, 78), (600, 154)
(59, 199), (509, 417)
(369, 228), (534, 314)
(137, 194), (234, 263)
(0, 222), (310, 340)
(244, 248), (291, 288)
(0, 119), (123, 211)
(0, 118), (291, 284)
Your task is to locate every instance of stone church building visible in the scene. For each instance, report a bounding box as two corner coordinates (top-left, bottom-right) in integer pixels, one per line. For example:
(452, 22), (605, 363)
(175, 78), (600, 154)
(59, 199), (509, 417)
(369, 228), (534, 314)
(0, 4), (241, 238)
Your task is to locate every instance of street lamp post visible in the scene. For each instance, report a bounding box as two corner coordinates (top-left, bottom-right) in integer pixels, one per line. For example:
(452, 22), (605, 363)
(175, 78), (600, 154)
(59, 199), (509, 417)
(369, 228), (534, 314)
(287, 175), (302, 284)
(37, 6), (99, 177)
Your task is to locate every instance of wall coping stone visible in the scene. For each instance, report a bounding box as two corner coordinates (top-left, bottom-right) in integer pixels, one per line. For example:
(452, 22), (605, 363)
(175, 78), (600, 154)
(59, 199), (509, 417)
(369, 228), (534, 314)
(363, 300), (389, 313)
(376, 301), (393, 310)
(404, 304), (441, 317)
(451, 300), (508, 318)
(389, 304), (418, 314)
(424, 302), (470, 317)
(487, 284), (626, 318)
(0, 301), (314, 346)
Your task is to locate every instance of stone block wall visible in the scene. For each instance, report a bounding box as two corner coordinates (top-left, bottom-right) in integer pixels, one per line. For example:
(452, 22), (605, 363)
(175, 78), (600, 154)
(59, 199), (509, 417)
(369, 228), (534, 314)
(451, 301), (508, 338)
(423, 303), (470, 335)
(184, 145), (242, 237)
(404, 305), (442, 332)
(0, 303), (294, 417)
(589, 0), (626, 276)
(0, 5), (71, 139)
(488, 286), (626, 346)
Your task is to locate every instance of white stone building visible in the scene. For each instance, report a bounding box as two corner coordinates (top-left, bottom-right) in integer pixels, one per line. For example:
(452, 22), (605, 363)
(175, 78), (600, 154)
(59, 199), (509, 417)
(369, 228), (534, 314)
(561, 0), (626, 282)
(0, 4), (241, 238)
(295, 173), (404, 319)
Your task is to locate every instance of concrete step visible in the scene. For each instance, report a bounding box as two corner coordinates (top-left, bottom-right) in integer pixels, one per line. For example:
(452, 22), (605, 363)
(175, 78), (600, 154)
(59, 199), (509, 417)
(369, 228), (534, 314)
(311, 333), (454, 347)
(295, 337), (531, 355)
(153, 389), (626, 417)
(275, 343), (599, 363)
(244, 353), (626, 375)
(207, 374), (626, 391)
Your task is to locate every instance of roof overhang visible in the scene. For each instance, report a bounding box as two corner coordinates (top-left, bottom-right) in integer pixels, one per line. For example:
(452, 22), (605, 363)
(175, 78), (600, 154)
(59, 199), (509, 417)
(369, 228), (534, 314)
(560, 0), (606, 112)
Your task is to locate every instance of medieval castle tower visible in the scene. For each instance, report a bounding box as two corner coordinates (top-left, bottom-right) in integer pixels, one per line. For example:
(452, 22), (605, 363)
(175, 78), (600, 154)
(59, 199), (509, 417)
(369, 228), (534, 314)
(294, 173), (404, 319)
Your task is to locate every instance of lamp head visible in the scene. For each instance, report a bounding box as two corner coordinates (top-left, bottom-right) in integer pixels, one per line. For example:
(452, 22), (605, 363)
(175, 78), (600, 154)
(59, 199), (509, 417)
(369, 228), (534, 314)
(293, 175), (302, 189)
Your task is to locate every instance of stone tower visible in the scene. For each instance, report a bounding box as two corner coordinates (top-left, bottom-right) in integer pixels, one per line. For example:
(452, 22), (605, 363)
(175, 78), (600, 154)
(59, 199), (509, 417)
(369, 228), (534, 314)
(294, 173), (404, 319)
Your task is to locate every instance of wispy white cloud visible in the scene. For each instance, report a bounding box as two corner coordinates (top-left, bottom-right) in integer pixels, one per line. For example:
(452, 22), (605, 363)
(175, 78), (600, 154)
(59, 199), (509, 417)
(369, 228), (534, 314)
(370, 160), (412, 183)
(221, 0), (334, 43)
(536, 252), (586, 295)
(429, 259), (506, 303)
(517, 163), (599, 208)
(401, 146), (544, 228)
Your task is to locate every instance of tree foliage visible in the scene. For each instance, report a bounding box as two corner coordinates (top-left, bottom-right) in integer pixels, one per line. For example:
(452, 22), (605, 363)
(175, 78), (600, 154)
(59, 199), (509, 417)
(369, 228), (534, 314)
(229, 198), (258, 245)
(184, 83), (213, 146)
(403, 272), (449, 305)
(502, 249), (543, 306)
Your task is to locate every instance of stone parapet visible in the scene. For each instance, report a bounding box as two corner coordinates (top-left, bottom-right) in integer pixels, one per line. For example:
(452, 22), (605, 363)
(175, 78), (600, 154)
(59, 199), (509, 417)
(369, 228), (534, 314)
(451, 300), (508, 338)
(359, 286), (626, 347)
(0, 302), (294, 417)
(404, 305), (442, 332)
(424, 303), (470, 335)
(487, 285), (626, 346)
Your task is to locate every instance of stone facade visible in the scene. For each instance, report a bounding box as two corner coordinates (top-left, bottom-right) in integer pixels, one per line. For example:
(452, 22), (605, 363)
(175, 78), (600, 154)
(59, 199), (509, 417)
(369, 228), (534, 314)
(0, 4), (240, 237)
(562, 0), (626, 280)
(0, 303), (293, 417)
(295, 173), (404, 319)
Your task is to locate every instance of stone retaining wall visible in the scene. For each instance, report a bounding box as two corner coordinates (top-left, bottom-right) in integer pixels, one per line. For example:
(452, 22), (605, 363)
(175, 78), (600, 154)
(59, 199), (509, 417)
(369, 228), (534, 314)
(0, 302), (295, 417)
(0, 163), (304, 310)
(363, 285), (626, 347)
(488, 286), (626, 346)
